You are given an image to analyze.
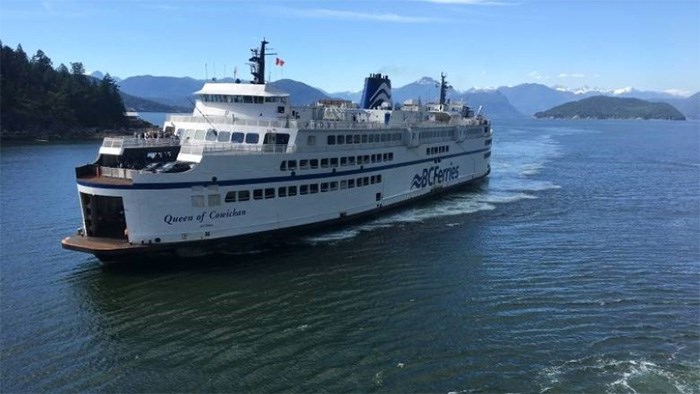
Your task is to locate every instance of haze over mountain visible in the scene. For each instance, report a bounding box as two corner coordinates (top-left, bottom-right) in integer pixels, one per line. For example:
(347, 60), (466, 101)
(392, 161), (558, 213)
(96, 71), (698, 120)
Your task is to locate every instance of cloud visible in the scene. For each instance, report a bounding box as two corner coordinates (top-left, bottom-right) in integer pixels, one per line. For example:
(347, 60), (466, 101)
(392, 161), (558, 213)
(528, 71), (546, 80)
(422, 0), (517, 5)
(284, 8), (451, 23)
(558, 73), (586, 78)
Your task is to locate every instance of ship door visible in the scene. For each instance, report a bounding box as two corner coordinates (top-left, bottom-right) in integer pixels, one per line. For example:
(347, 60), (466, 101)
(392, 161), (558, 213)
(81, 193), (127, 239)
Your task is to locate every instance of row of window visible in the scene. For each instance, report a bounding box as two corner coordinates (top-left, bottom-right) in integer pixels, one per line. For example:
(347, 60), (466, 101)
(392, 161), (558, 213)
(177, 129), (292, 145)
(199, 94), (288, 104)
(327, 132), (403, 146)
(280, 153), (394, 171)
(419, 129), (455, 140)
(213, 175), (384, 205)
(485, 138), (492, 146)
(427, 145), (450, 156)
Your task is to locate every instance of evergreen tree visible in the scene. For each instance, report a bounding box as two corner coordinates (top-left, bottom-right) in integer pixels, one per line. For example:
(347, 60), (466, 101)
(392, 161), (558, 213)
(0, 42), (127, 134)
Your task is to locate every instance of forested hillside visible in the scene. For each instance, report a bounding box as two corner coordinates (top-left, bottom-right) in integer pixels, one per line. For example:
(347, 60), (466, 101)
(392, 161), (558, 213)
(0, 41), (128, 135)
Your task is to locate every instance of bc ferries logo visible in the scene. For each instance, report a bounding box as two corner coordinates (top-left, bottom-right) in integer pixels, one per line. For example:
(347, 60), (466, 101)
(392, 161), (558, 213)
(411, 164), (459, 190)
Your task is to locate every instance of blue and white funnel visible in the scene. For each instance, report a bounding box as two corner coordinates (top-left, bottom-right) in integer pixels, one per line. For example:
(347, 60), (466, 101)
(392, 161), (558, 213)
(360, 73), (392, 109)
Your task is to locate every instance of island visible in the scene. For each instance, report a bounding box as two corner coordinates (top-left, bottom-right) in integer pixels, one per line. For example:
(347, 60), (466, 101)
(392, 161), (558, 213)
(534, 95), (686, 120)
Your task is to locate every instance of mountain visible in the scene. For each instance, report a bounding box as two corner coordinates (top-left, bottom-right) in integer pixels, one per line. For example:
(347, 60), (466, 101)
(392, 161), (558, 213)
(497, 83), (581, 116)
(379, 77), (524, 119)
(454, 89), (524, 119)
(534, 96), (686, 120)
(120, 91), (191, 113)
(268, 79), (330, 105)
(652, 93), (700, 120)
(118, 75), (207, 107)
(497, 83), (699, 118)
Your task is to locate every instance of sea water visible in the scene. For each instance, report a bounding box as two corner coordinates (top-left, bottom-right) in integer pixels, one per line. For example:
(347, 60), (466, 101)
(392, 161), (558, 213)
(1, 119), (698, 392)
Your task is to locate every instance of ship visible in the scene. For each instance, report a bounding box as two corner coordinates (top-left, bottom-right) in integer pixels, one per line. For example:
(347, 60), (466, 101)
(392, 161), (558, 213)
(61, 39), (492, 262)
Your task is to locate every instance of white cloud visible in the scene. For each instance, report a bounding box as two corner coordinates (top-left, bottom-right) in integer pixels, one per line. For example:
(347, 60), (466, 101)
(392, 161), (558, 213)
(290, 8), (450, 23)
(558, 73), (585, 78)
(663, 89), (692, 97)
(528, 71), (546, 80)
(423, 0), (514, 4)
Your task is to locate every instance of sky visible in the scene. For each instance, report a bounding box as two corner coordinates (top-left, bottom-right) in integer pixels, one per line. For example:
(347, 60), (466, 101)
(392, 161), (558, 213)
(1, 0), (699, 95)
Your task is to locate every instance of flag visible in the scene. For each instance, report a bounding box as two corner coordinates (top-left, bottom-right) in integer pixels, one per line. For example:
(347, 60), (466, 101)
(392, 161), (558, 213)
(275, 57), (285, 67)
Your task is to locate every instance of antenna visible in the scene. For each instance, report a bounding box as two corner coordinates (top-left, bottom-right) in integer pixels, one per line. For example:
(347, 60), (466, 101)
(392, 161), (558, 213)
(205, 63), (208, 81)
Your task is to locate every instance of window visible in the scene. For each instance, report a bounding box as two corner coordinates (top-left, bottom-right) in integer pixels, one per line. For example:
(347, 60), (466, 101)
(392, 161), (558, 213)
(340, 157), (348, 166)
(362, 134), (368, 143)
(278, 187), (287, 197)
(330, 181), (338, 191)
(195, 130), (206, 140)
(277, 106), (285, 114)
(363, 155), (370, 164)
(310, 184), (318, 194)
(310, 159), (318, 169)
(253, 189), (263, 200)
(300, 185), (308, 195)
(232, 132), (244, 143)
(337, 135), (345, 144)
(205, 129), (217, 142)
(353, 135), (361, 144)
(245, 133), (260, 144)
(265, 188), (275, 199)
(346, 134), (353, 144)
(321, 182), (328, 192)
(348, 179), (355, 188)
(208, 194), (221, 206)
(287, 160), (297, 170)
(348, 157), (355, 166)
(225, 191), (237, 203)
(300, 159), (309, 169)
(192, 195), (205, 207)
(484, 151), (491, 158)
(330, 158), (339, 167)
(280, 161), (287, 171)
(377, 174), (382, 183)
(340, 180), (347, 189)
(238, 190), (250, 201)
(321, 158), (329, 168)
(288, 186), (297, 196)
(307, 135), (316, 145)
(217, 131), (231, 142)
(328, 135), (336, 145)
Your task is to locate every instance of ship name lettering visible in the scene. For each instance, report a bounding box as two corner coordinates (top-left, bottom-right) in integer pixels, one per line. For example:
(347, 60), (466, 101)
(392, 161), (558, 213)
(209, 209), (247, 220)
(163, 214), (194, 225)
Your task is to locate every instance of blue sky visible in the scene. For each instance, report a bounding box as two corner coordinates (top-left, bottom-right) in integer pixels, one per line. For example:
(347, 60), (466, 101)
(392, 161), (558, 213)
(1, 0), (699, 95)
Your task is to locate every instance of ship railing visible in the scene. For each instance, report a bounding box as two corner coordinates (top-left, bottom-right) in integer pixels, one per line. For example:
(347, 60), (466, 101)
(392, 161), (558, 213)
(99, 136), (181, 155)
(98, 166), (139, 179)
(166, 115), (289, 129)
(179, 143), (295, 157)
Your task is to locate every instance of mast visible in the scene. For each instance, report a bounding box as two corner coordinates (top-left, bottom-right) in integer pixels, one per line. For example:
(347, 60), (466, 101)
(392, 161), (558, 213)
(248, 39), (276, 84)
(439, 72), (450, 106)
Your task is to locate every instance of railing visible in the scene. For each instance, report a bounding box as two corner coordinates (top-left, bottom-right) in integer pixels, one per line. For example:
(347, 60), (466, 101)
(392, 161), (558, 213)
(98, 166), (139, 179)
(179, 143), (295, 157)
(167, 115), (288, 128)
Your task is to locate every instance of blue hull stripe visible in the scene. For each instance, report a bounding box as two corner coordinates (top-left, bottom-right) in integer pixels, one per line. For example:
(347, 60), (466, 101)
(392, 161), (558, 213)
(78, 147), (491, 190)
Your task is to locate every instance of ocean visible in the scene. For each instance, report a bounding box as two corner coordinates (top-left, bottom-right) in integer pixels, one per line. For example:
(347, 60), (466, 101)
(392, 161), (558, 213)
(1, 119), (698, 392)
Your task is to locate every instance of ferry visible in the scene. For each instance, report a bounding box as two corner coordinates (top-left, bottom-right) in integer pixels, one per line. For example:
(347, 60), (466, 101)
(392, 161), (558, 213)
(61, 40), (492, 262)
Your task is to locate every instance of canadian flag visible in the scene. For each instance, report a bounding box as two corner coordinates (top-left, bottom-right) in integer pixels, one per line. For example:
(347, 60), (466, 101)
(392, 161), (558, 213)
(275, 57), (285, 67)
